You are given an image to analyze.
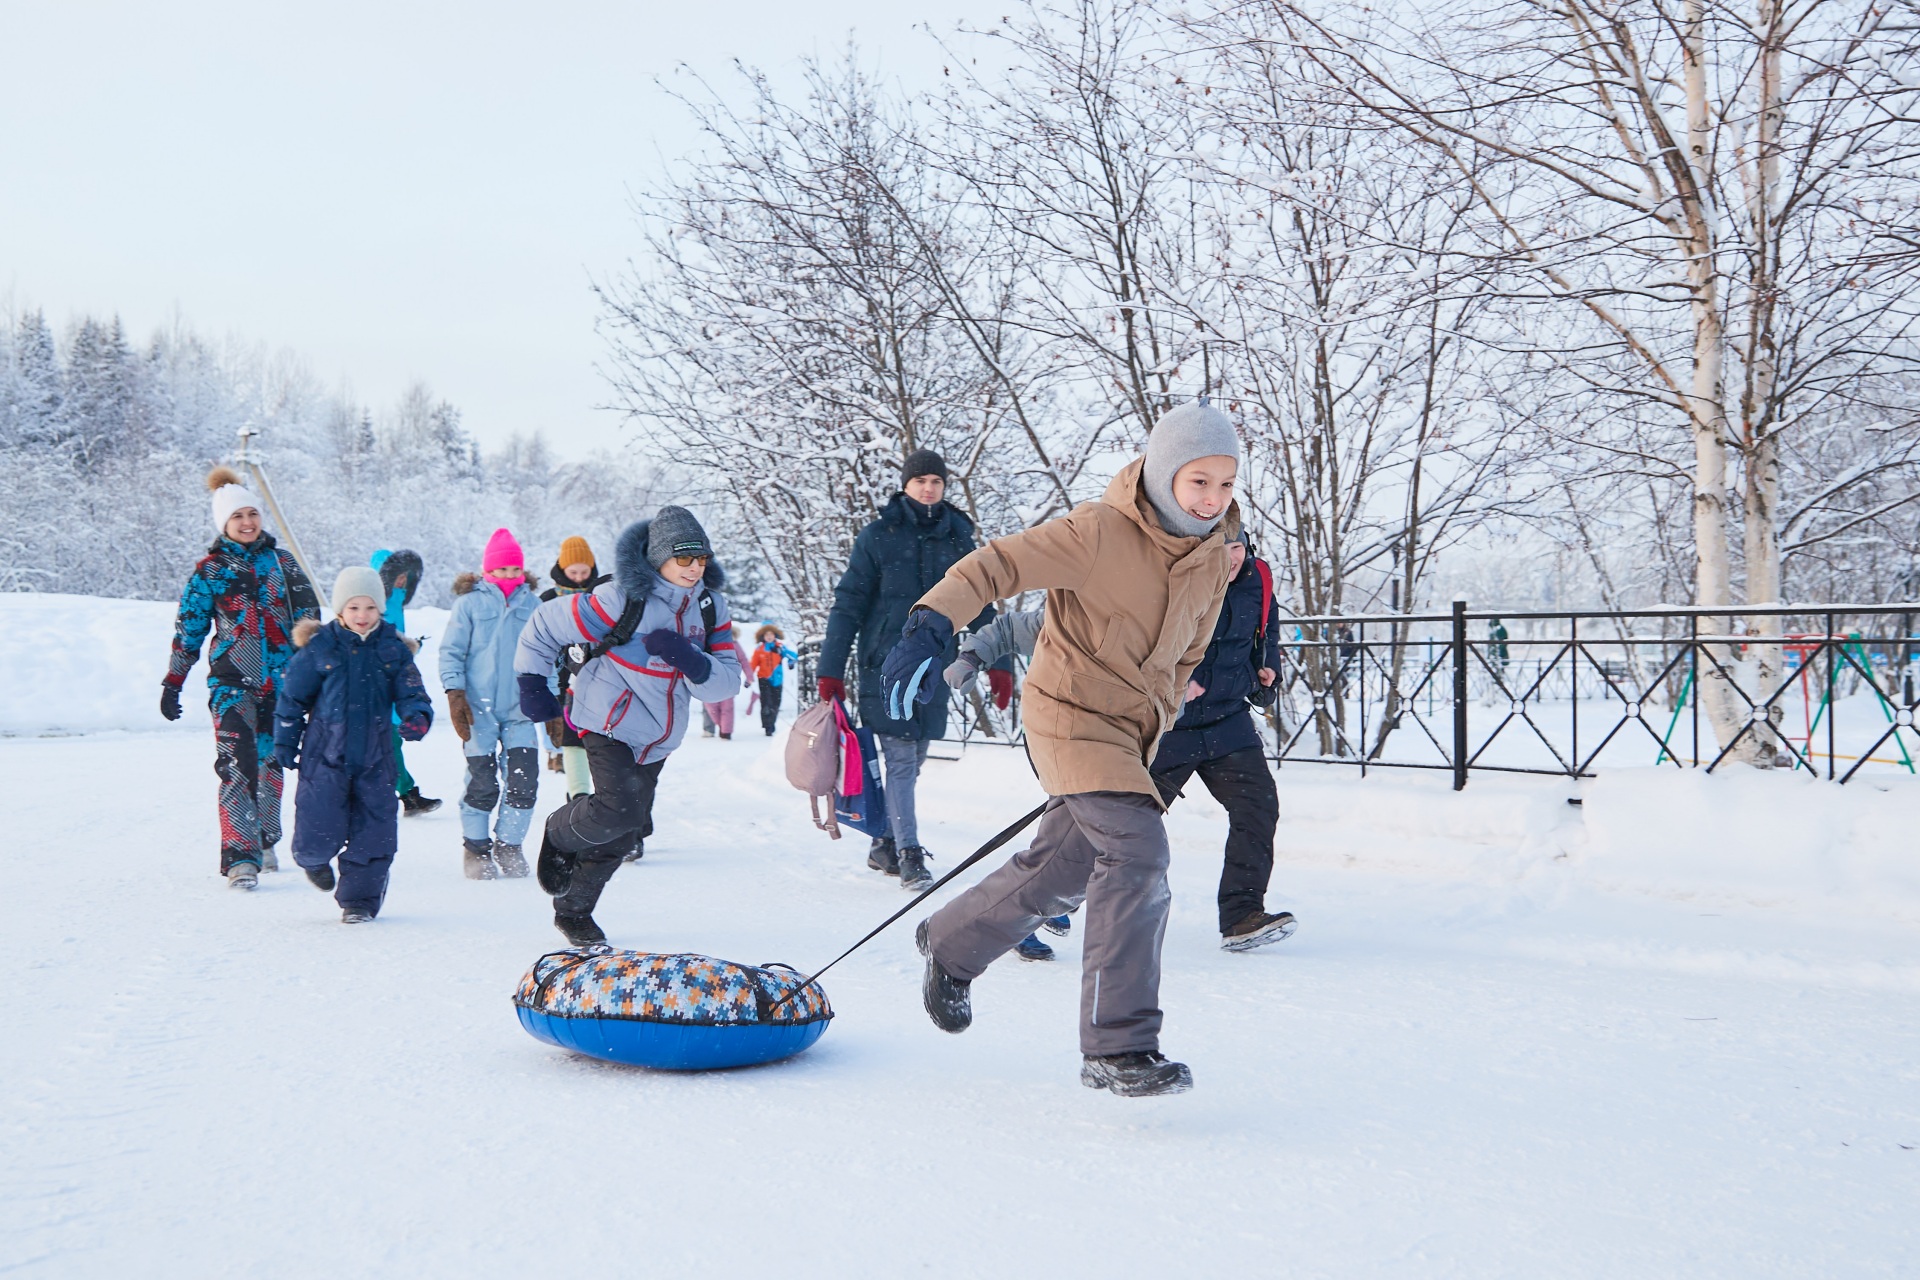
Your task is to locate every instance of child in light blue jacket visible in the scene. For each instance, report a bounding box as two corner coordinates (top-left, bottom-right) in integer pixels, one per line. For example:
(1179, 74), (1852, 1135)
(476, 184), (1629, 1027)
(440, 527), (542, 881)
(515, 506), (742, 946)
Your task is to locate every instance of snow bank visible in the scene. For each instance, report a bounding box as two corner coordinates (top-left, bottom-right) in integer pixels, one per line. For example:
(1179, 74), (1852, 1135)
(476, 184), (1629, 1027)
(1263, 761), (1920, 921)
(0, 591), (451, 736)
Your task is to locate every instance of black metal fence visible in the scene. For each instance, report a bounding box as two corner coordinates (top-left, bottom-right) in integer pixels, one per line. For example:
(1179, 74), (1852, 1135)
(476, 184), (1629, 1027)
(793, 603), (1920, 786)
(1271, 603), (1920, 787)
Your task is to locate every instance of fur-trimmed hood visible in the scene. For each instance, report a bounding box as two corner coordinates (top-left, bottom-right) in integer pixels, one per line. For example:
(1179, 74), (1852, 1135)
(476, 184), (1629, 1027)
(452, 569), (540, 597)
(613, 518), (726, 602)
(292, 616), (417, 653)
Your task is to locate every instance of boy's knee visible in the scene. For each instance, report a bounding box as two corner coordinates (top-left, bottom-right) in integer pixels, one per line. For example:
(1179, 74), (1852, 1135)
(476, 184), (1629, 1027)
(463, 754), (501, 810)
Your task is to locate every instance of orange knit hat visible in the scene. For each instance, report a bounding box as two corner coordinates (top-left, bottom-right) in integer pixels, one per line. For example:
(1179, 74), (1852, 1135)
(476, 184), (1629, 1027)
(557, 536), (595, 570)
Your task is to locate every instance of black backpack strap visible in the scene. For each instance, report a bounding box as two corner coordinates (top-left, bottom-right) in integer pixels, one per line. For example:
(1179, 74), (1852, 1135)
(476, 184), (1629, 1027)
(700, 591), (717, 648)
(560, 595), (648, 690)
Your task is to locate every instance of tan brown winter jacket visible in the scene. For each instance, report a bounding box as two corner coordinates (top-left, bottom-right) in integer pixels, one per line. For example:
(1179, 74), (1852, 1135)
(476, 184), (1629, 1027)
(915, 459), (1235, 803)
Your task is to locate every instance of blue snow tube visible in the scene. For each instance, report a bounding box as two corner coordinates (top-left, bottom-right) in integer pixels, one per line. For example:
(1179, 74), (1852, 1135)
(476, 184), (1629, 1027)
(513, 950), (832, 1071)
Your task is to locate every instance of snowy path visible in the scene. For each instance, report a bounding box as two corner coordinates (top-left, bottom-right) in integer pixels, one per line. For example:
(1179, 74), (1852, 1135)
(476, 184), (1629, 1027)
(3, 728), (1917, 1278)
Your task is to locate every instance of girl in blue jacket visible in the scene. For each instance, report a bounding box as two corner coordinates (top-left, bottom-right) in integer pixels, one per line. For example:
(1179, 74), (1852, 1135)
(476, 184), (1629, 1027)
(515, 506), (741, 947)
(274, 567), (433, 923)
(440, 528), (542, 881)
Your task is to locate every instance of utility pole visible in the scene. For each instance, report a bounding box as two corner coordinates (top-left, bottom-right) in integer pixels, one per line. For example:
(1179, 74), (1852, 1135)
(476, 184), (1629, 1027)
(234, 424), (323, 606)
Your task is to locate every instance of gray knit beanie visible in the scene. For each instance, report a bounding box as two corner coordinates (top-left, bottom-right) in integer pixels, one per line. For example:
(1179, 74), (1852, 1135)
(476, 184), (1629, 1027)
(331, 565), (386, 618)
(646, 505), (713, 569)
(1142, 399), (1242, 538)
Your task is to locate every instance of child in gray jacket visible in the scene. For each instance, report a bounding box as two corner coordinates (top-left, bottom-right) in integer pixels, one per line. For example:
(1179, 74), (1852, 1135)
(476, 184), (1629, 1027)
(515, 506), (742, 947)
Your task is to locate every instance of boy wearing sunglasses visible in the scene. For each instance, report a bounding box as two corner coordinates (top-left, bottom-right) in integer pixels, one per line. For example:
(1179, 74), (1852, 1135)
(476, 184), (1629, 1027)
(514, 506), (741, 947)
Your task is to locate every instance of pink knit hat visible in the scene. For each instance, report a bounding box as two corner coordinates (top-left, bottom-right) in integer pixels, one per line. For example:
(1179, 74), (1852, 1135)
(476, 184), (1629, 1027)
(482, 527), (525, 573)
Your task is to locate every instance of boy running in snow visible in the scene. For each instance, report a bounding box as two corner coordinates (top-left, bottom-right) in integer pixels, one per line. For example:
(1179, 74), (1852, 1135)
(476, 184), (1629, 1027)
(884, 400), (1241, 1097)
(515, 507), (742, 947)
(370, 548), (441, 817)
(441, 528), (542, 880)
(747, 624), (797, 736)
(273, 567), (433, 923)
(538, 536), (608, 801)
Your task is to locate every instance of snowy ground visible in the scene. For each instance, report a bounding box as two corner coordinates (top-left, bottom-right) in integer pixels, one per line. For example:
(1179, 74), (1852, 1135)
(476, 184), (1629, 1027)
(3, 724), (1917, 1278)
(3, 594), (1918, 1276)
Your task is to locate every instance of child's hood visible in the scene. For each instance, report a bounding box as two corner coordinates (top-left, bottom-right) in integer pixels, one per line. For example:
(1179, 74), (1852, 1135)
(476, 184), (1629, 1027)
(293, 617), (417, 654)
(452, 569), (540, 597)
(613, 517), (727, 602)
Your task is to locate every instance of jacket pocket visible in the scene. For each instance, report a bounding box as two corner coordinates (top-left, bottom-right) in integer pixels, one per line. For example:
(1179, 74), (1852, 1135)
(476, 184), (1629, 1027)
(604, 690), (634, 732)
(1065, 671), (1145, 719)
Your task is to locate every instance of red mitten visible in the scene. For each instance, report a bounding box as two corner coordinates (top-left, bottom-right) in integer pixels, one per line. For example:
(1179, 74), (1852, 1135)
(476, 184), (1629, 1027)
(988, 668), (1015, 710)
(816, 677), (847, 704)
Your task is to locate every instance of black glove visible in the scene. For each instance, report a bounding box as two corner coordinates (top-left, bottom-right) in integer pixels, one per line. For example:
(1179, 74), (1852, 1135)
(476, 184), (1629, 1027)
(269, 738), (300, 770)
(518, 673), (564, 722)
(159, 683), (183, 722)
(642, 629), (713, 683)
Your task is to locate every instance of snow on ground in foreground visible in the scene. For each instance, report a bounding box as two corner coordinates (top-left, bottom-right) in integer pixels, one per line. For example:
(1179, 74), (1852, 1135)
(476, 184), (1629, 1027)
(3, 720), (1917, 1279)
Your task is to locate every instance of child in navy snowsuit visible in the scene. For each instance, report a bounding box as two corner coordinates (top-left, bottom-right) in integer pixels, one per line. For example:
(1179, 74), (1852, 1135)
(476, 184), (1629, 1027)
(274, 567), (434, 923)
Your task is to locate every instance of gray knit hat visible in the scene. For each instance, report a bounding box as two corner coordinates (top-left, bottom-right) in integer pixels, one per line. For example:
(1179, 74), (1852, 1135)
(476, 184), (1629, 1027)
(331, 565), (386, 617)
(646, 505), (713, 569)
(1142, 399), (1242, 538)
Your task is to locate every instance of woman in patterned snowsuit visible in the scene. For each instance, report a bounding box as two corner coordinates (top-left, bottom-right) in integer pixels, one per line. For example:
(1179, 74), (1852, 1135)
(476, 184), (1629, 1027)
(160, 466), (320, 889)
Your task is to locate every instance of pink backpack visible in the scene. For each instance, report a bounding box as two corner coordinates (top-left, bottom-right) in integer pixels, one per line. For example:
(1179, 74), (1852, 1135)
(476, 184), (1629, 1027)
(784, 697), (865, 839)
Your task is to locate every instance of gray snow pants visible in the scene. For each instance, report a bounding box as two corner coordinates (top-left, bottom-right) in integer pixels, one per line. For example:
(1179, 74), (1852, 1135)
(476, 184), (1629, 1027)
(877, 733), (930, 848)
(923, 791), (1171, 1055)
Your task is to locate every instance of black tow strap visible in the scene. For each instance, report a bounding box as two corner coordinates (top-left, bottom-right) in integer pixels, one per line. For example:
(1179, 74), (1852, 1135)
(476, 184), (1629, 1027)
(771, 800), (1050, 1007)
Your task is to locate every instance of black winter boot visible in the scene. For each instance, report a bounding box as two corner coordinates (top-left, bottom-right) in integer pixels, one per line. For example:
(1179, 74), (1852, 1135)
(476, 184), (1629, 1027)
(866, 836), (898, 875)
(622, 841), (645, 864)
(898, 846), (933, 891)
(536, 830), (576, 895)
(916, 920), (971, 1033)
(554, 912), (607, 948)
(305, 864), (336, 891)
(1082, 1059), (1182, 1097)
(400, 787), (442, 816)
(1081, 1052), (1193, 1097)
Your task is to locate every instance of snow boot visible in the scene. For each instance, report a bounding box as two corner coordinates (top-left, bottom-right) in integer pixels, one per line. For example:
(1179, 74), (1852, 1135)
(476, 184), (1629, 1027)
(494, 842), (531, 878)
(554, 912), (607, 948)
(463, 838), (499, 881)
(622, 841), (645, 865)
(1041, 914), (1072, 937)
(898, 845), (933, 891)
(916, 920), (971, 1034)
(341, 907), (374, 924)
(259, 845), (280, 873)
(226, 863), (259, 891)
(399, 787), (442, 816)
(1221, 910), (1297, 953)
(305, 864), (336, 892)
(537, 830), (577, 895)
(866, 836), (899, 876)
(1014, 933), (1055, 962)
(1081, 1052), (1193, 1097)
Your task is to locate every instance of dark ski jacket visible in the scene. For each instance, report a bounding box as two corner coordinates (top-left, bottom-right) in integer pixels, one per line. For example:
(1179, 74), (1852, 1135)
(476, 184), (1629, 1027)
(1150, 555), (1280, 773)
(274, 619), (433, 776)
(540, 561), (611, 602)
(820, 494), (996, 741)
(166, 531), (320, 717)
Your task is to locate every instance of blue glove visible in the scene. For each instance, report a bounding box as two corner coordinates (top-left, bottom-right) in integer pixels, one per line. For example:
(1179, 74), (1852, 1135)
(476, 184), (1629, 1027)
(270, 737), (300, 771)
(398, 710), (431, 742)
(881, 608), (953, 720)
(642, 629), (712, 683)
(518, 672), (564, 722)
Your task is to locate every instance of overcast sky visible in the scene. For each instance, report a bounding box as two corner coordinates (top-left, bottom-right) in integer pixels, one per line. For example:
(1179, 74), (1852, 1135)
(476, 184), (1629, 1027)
(0, 1), (1007, 456)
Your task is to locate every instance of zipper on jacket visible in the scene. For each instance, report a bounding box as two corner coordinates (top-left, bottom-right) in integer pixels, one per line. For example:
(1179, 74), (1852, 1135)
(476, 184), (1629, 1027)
(636, 594), (691, 764)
